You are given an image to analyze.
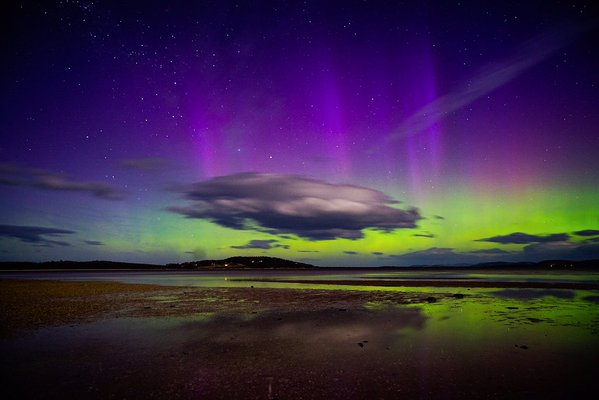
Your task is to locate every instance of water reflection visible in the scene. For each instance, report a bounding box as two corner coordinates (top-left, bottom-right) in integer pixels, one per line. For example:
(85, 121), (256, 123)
(2, 269), (599, 291)
(177, 307), (427, 349)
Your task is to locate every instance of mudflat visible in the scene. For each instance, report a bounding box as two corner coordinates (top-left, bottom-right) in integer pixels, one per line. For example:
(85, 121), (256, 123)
(1, 278), (598, 399)
(0, 279), (438, 337)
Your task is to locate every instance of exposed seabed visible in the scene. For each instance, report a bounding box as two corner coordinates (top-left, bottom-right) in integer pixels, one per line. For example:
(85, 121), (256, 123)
(1, 273), (598, 399)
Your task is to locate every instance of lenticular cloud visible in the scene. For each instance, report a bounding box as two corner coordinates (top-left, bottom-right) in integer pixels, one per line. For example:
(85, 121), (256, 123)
(169, 172), (421, 240)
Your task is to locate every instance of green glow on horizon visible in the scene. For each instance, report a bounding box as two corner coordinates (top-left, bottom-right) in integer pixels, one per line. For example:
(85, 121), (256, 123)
(102, 183), (598, 265)
(3, 181), (596, 265)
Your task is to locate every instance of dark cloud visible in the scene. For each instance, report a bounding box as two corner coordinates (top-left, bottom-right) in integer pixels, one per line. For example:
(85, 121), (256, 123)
(231, 239), (290, 250)
(372, 251), (384, 256)
(298, 250), (319, 253)
(384, 247), (515, 265)
(385, 242), (599, 266)
(468, 248), (510, 255)
(573, 229), (599, 237)
(523, 241), (576, 254)
(120, 157), (169, 171)
(556, 243), (599, 259)
(343, 251), (359, 255)
(33, 172), (125, 200)
(168, 173), (421, 240)
(434, 215), (445, 220)
(0, 224), (75, 247)
(0, 163), (124, 200)
(385, 247), (472, 266)
(84, 240), (104, 246)
(521, 241), (599, 260)
(476, 232), (570, 245)
(398, 247), (456, 257)
(0, 163), (26, 186)
(466, 240), (599, 262)
(413, 233), (435, 238)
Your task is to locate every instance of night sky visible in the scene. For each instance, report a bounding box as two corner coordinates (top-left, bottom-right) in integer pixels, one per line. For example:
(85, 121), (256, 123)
(1, 1), (598, 266)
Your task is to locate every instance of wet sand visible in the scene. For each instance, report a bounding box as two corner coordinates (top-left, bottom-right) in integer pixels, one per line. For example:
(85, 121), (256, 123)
(0, 279), (443, 338)
(1, 279), (599, 399)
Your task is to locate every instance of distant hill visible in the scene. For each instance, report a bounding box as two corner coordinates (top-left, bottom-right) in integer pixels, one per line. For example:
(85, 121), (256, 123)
(377, 259), (599, 270)
(0, 258), (597, 271)
(0, 260), (163, 270)
(167, 256), (318, 270)
(0, 257), (318, 270)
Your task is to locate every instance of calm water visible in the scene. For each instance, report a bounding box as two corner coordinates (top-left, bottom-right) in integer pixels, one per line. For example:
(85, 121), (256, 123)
(2, 268), (599, 290)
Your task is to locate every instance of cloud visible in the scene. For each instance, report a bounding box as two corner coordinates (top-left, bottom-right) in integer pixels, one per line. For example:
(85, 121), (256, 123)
(476, 232), (570, 245)
(32, 172), (125, 200)
(385, 247), (471, 266)
(468, 248), (511, 255)
(386, 242), (599, 266)
(0, 224), (75, 247)
(168, 172), (421, 240)
(84, 240), (104, 246)
(523, 241), (577, 254)
(232, 239), (277, 249)
(0, 163), (124, 200)
(231, 239), (289, 250)
(573, 229), (599, 237)
(522, 241), (599, 260)
(401, 247), (456, 256)
(121, 157), (169, 171)
(434, 215), (445, 220)
(343, 251), (359, 255)
(372, 251), (384, 256)
(374, 21), (594, 149)
(0, 163), (26, 186)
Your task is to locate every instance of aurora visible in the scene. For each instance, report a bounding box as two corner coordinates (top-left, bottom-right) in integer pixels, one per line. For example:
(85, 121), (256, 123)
(1, 1), (598, 266)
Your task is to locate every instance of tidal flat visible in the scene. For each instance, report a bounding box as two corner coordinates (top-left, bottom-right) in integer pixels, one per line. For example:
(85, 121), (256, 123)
(1, 270), (599, 399)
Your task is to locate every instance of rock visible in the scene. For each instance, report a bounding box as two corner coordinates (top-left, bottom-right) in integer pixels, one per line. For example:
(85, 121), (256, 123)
(519, 345), (529, 350)
(426, 296), (437, 303)
(452, 293), (464, 299)
(357, 342), (364, 348)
